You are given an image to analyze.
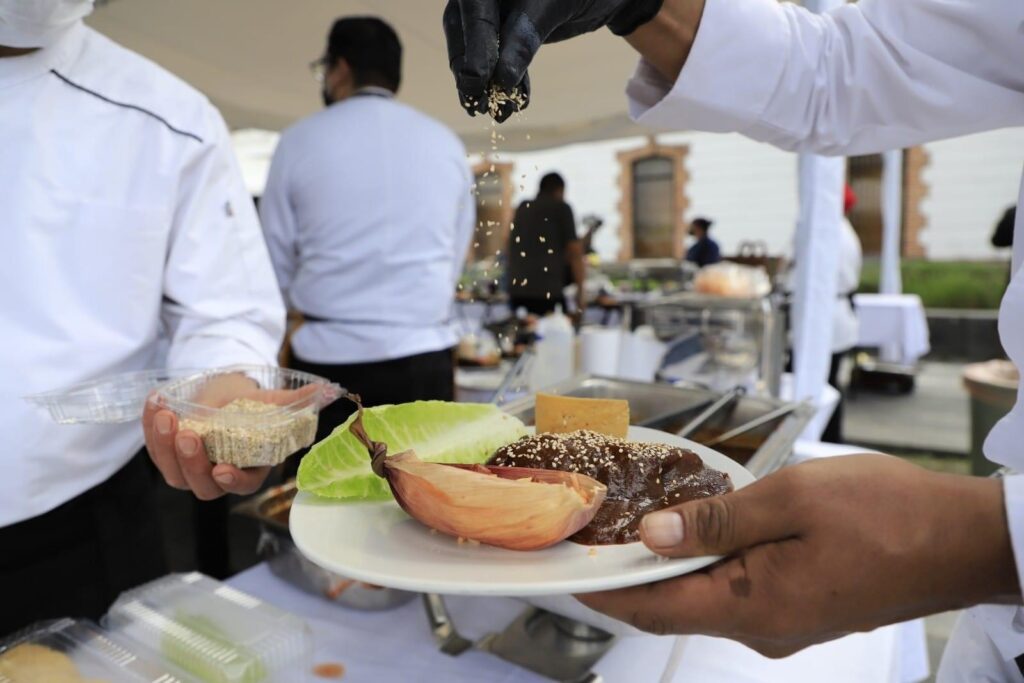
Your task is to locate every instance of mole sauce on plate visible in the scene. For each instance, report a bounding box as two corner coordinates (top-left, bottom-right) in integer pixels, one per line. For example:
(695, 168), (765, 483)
(489, 431), (733, 545)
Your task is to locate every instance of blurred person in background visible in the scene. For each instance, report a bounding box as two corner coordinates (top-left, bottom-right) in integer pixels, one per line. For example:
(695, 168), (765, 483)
(507, 172), (586, 316)
(684, 216), (721, 267)
(823, 185), (864, 443)
(0, 0), (288, 635)
(260, 17), (474, 448)
(993, 205), (1018, 290)
(993, 206), (1017, 250)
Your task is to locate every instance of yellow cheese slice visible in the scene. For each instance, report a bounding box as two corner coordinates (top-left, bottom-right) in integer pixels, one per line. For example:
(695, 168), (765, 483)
(535, 393), (630, 438)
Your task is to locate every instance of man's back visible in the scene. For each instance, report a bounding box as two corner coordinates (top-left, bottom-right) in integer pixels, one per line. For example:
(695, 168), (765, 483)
(507, 196), (577, 301)
(261, 95), (474, 364)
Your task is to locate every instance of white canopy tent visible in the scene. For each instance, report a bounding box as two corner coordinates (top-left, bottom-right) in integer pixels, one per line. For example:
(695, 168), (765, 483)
(881, 150), (905, 295)
(87, 0), (908, 407)
(87, 0), (645, 153)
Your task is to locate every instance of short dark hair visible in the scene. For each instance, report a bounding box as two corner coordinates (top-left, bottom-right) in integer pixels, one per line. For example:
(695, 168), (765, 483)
(692, 217), (713, 231)
(538, 172), (565, 195)
(327, 17), (402, 93)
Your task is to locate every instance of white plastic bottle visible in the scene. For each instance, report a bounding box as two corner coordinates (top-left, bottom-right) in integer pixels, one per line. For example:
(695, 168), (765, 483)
(530, 305), (575, 390)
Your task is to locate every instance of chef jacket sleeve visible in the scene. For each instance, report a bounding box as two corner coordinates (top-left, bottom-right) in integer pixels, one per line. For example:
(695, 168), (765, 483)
(626, 0), (1024, 156)
(161, 107), (286, 369)
(259, 134), (300, 298)
(1004, 475), (1024, 602)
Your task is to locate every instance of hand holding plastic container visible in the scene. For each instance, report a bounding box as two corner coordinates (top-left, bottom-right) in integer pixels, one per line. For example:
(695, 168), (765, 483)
(26, 364), (342, 499)
(147, 366), (343, 469)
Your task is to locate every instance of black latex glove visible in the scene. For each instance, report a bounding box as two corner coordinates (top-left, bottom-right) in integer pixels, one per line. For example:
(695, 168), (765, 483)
(443, 0), (664, 122)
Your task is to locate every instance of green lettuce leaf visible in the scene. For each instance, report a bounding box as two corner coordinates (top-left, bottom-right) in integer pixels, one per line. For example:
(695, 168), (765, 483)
(297, 401), (528, 500)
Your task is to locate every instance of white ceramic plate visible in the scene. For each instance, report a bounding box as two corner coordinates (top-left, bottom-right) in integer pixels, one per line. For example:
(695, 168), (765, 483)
(290, 426), (755, 596)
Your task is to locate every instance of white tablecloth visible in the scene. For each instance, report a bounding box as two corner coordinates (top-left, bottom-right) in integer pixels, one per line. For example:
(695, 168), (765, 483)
(229, 559), (927, 682)
(853, 294), (931, 365)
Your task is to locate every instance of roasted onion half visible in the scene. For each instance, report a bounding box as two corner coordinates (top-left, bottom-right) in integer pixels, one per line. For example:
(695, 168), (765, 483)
(346, 397), (606, 551)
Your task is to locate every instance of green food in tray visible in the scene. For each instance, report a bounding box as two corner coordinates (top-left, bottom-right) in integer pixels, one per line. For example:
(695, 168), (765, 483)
(161, 612), (266, 683)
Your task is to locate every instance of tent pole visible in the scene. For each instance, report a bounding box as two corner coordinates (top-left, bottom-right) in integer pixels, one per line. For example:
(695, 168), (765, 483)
(789, 0), (846, 422)
(880, 149), (904, 294)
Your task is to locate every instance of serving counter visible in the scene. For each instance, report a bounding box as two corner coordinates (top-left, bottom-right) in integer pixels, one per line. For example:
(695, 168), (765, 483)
(229, 538), (926, 682)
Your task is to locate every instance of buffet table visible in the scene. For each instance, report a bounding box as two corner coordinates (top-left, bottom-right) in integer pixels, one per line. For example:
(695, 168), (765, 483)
(229, 563), (926, 683)
(853, 294), (931, 365)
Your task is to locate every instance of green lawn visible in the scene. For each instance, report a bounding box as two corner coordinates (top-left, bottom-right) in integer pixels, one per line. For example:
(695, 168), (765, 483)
(896, 452), (971, 475)
(859, 260), (1009, 310)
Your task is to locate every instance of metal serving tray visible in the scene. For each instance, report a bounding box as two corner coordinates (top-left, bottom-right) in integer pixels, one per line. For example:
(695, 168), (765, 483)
(232, 482), (416, 611)
(500, 375), (812, 478)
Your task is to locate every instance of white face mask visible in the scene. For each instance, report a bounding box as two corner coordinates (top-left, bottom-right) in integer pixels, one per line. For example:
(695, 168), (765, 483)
(0, 0), (94, 49)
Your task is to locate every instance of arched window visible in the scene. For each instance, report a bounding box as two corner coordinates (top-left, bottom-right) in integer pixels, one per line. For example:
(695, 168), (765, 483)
(469, 161), (513, 263)
(847, 147), (928, 258)
(632, 156), (676, 258)
(617, 141), (690, 261)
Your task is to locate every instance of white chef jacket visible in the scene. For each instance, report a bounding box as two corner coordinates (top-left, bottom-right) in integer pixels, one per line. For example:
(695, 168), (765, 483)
(0, 22), (286, 527)
(260, 90), (475, 365)
(625, 0), (1024, 677)
(833, 218), (862, 354)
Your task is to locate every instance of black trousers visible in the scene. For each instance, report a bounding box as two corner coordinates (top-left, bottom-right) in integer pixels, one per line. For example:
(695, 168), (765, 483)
(287, 348), (455, 474)
(0, 451), (167, 637)
(822, 351), (847, 444)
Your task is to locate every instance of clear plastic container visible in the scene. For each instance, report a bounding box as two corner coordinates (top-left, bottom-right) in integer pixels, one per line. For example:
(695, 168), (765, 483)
(104, 573), (313, 683)
(24, 368), (200, 425)
(153, 366), (344, 467)
(0, 618), (192, 682)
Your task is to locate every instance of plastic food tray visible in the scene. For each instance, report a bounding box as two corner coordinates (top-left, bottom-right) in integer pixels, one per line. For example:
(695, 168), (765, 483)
(0, 617), (190, 682)
(153, 366), (344, 467)
(104, 572), (313, 683)
(24, 368), (200, 425)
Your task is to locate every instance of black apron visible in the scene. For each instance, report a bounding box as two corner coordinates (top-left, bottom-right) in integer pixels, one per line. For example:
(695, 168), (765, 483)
(0, 451), (167, 636)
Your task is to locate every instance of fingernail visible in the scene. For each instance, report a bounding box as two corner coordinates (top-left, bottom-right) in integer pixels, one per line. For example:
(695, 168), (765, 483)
(215, 472), (234, 486)
(642, 511), (684, 548)
(177, 435), (198, 457)
(155, 413), (173, 436)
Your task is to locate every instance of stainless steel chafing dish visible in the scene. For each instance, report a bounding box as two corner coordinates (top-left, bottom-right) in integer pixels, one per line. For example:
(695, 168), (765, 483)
(500, 375), (812, 478)
(634, 291), (787, 398)
(232, 482), (416, 610)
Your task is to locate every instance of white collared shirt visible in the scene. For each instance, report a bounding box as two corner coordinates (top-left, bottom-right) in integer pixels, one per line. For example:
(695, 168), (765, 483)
(625, 0), (1024, 676)
(259, 90), (475, 364)
(0, 22), (285, 526)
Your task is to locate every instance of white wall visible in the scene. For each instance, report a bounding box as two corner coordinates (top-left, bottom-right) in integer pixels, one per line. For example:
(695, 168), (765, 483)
(247, 124), (1021, 263)
(921, 128), (1023, 260)
(663, 131), (800, 257)
(496, 132), (800, 262)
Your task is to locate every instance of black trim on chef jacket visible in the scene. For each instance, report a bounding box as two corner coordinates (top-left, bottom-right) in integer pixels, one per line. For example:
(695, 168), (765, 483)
(50, 69), (205, 144)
